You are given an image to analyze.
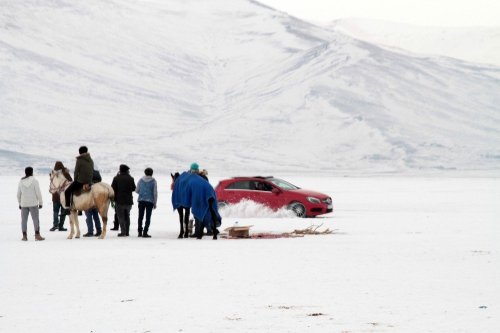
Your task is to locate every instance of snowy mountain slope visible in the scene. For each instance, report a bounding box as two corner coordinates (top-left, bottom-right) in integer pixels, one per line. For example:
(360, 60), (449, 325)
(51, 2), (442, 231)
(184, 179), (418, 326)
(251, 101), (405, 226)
(191, 34), (500, 174)
(1, 0), (499, 175)
(330, 18), (500, 67)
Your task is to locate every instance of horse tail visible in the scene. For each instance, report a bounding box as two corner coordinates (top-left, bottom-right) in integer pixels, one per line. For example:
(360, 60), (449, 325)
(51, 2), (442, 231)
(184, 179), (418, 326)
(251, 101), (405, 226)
(106, 183), (115, 202)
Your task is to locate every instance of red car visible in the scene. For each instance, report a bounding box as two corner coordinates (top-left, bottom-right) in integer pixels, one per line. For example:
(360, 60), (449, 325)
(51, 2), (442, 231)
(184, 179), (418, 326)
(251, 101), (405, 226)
(215, 176), (333, 217)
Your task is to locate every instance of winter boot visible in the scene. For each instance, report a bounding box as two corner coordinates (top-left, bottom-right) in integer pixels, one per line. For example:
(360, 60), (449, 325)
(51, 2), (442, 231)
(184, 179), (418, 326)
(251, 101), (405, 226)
(34, 231), (45, 241)
(58, 217), (67, 231)
(21, 232), (28, 241)
(110, 218), (119, 231)
(194, 222), (203, 240)
(142, 230), (151, 238)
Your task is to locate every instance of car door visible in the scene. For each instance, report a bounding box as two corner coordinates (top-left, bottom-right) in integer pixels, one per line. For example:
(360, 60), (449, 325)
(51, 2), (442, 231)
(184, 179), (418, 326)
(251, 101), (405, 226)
(224, 180), (253, 204)
(246, 181), (283, 210)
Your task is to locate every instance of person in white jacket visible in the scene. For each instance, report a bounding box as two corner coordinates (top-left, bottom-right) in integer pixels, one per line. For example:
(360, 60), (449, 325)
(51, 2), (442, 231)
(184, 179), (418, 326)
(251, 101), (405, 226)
(17, 167), (44, 241)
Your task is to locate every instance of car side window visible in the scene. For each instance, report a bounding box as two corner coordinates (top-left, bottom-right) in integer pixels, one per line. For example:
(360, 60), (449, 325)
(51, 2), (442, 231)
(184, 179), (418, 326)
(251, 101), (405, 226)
(255, 182), (272, 191)
(226, 181), (251, 190)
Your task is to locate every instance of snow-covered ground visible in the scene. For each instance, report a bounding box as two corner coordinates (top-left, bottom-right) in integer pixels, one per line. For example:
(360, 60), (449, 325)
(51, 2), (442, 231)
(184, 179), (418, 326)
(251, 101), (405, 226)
(1, 175), (498, 332)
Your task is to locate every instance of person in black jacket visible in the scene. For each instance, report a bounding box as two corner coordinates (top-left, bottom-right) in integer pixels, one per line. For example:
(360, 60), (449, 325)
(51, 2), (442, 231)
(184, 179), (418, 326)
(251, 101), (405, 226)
(111, 164), (136, 237)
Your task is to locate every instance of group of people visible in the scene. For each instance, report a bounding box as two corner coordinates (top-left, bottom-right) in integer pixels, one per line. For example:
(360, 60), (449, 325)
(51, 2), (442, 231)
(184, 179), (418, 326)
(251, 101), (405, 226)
(110, 163), (158, 238)
(17, 146), (195, 241)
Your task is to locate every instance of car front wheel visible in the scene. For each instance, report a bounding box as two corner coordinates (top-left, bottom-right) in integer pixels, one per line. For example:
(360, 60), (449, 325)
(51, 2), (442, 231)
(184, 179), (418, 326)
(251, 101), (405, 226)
(288, 202), (306, 218)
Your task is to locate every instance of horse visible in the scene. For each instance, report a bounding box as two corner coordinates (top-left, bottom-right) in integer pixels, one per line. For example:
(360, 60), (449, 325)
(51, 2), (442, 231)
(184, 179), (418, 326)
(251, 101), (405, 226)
(49, 170), (115, 239)
(171, 172), (192, 238)
(171, 171), (221, 240)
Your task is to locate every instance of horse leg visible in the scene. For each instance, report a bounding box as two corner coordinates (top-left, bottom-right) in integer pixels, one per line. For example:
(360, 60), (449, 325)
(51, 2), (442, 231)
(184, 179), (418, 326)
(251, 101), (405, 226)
(97, 201), (109, 240)
(99, 216), (107, 239)
(74, 211), (81, 238)
(177, 208), (184, 239)
(67, 212), (75, 239)
(183, 208), (190, 238)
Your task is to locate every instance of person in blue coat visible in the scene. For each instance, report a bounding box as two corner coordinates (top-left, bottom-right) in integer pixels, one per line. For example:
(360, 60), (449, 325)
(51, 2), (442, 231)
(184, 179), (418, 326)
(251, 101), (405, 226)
(172, 171), (221, 239)
(136, 167), (157, 238)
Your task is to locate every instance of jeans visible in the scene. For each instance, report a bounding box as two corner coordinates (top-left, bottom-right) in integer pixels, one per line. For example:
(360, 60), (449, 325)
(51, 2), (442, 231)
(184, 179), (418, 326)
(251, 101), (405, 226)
(116, 204), (132, 235)
(137, 201), (154, 233)
(85, 208), (101, 234)
(52, 202), (67, 228)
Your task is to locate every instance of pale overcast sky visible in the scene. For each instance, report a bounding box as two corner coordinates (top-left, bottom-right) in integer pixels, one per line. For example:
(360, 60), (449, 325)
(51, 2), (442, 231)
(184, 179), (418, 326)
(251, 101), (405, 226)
(259, 0), (500, 27)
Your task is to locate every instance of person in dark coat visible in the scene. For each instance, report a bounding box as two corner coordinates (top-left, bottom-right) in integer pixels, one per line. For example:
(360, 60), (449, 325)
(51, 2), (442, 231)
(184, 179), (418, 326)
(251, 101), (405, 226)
(64, 146), (94, 209)
(50, 161), (72, 231)
(111, 164), (136, 237)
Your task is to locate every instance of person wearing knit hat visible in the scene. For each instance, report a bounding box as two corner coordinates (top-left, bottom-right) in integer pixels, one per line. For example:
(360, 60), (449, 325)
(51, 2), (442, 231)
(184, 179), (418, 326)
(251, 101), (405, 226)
(50, 161), (72, 231)
(119, 164), (130, 173)
(64, 146), (94, 209)
(190, 162), (209, 182)
(190, 162), (199, 172)
(111, 164), (136, 237)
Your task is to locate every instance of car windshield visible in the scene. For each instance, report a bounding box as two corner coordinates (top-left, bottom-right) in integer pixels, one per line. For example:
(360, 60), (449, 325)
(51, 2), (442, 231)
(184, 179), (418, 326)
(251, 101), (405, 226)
(268, 178), (300, 190)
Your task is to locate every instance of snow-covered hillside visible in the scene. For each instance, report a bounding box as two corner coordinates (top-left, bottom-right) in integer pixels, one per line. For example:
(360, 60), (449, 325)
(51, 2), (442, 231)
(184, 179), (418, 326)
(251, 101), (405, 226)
(330, 18), (500, 67)
(1, 0), (499, 176)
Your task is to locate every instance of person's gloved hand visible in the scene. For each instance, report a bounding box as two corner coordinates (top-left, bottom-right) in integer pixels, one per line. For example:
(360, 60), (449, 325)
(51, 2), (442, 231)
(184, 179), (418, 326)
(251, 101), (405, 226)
(38, 205), (43, 209)
(153, 205), (157, 210)
(19, 205), (21, 210)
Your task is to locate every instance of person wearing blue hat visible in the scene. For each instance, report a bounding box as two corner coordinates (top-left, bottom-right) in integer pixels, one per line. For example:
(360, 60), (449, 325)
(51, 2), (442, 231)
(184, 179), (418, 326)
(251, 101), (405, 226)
(190, 162), (199, 172)
(190, 162), (209, 182)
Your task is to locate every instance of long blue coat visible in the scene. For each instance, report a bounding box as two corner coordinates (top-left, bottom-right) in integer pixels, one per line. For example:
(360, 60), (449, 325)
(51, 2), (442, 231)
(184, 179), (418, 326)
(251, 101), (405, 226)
(171, 172), (221, 228)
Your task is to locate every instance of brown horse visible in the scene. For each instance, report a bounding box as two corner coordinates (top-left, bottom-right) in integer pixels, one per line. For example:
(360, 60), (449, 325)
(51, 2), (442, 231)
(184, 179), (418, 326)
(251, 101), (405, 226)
(49, 170), (114, 239)
(171, 172), (192, 238)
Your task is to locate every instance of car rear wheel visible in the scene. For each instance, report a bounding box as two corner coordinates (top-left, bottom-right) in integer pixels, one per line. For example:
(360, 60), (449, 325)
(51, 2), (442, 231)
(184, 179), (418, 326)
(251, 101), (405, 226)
(288, 202), (306, 217)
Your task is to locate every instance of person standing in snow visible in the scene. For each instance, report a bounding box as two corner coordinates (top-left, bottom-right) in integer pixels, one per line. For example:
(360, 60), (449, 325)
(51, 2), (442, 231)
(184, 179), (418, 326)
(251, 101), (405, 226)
(17, 167), (45, 241)
(135, 167), (158, 238)
(50, 161), (72, 232)
(190, 162), (209, 182)
(111, 164), (136, 237)
(64, 146), (94, 209)
(187, 162), (212, 235)
(83, 169), (103, 237)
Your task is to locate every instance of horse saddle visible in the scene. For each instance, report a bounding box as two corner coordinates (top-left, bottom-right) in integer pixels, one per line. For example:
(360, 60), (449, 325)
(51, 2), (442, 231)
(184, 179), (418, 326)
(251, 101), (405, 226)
(74, 184), (92, 197)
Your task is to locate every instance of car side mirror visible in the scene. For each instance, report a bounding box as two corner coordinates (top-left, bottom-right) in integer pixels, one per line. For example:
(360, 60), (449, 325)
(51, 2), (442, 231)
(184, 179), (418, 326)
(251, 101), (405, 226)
(272, 188), (280, 195)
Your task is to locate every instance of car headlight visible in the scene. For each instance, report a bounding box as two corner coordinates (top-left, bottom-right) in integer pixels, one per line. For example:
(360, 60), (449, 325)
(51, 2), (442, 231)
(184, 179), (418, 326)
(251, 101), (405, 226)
(307, 196), (321, 204)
